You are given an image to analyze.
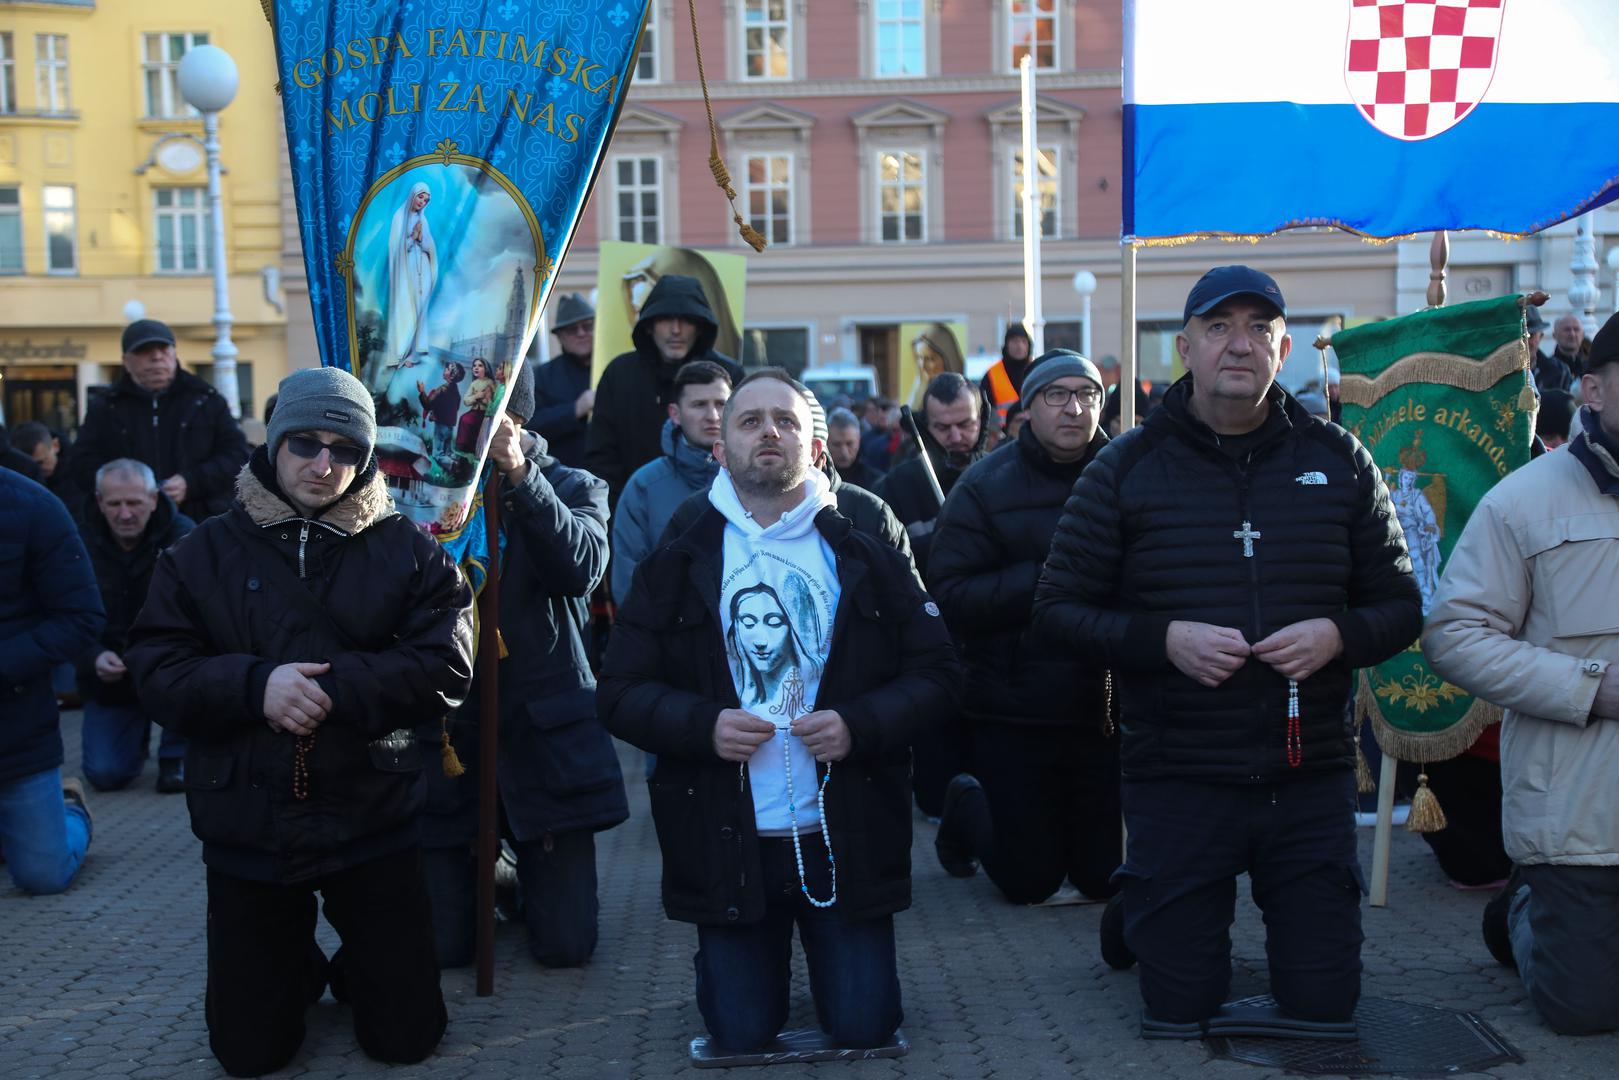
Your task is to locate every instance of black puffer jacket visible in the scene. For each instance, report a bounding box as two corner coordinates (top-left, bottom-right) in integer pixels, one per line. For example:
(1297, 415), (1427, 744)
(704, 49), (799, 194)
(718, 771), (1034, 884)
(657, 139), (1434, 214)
(1032, 379), (1421, 783)
(75, 492), (194, 706)
(599, 506), (960, 926)
(584, 276), (742, 507)
(930, 423), (1109, 730)
(126, 451), (475, 883)
(71, 369), (249, 521)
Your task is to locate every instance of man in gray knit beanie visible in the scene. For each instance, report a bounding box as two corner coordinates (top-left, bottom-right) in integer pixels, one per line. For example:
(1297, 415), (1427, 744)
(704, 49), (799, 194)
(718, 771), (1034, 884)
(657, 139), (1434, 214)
(266, 367), (377, 463)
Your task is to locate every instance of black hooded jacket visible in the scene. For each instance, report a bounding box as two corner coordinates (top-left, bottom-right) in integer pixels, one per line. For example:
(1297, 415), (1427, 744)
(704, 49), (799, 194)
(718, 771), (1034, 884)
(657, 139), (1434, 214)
(71, 369), (249, 521)
(584, 275), (742, 507)
(1032, 378), (1421, 784)
(930, 423), (1110, 730)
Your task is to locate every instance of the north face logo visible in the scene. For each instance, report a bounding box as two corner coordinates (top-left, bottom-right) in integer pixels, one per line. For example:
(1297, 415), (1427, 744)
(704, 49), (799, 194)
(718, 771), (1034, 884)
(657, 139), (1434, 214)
(1296, 471), (1328, 486)
(1345, 0), (1506, 141)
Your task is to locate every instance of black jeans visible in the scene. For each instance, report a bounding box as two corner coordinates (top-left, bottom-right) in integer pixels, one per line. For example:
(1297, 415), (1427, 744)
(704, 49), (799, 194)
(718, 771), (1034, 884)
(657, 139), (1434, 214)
(956, 722), (1121, 902)
(1419, 753), (1509, 886)
(204, 847), (446, 1078)
(1117, 771), (1365, 1024)
(423, 829), (600, 968)
(694, 836), (903, 1051)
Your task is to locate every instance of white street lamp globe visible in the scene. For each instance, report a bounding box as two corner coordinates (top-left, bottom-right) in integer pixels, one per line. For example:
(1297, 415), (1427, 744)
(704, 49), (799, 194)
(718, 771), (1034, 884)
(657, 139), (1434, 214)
(1606, 246), (1619, 272)
(122, 300), (147, 323)
(1072, 270), (1097, 296)
(178, 45), (239, 113)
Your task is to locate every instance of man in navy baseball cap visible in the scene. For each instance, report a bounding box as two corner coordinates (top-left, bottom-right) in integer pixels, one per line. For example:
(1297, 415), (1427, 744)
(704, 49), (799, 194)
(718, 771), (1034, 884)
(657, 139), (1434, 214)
(1182, 265), (1287, 326)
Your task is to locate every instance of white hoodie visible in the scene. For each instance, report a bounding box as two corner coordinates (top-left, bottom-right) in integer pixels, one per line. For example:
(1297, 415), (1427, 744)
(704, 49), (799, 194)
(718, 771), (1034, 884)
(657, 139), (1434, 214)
(709, 468), (841, 833)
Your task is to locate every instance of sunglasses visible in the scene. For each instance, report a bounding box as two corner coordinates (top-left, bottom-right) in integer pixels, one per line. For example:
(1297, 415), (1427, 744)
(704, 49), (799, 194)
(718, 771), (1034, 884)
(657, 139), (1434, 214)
(284, 434), (367, 467)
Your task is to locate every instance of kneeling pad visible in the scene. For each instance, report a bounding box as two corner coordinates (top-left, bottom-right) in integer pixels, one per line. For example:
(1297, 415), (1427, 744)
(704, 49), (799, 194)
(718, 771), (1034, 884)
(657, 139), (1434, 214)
(690, 1028), (909, 1067)
(1142, 998), (1357, 1042)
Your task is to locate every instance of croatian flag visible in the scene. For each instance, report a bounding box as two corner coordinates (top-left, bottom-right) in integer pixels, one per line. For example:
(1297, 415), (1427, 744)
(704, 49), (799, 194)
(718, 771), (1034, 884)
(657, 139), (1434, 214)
(1124, 0), (1619, 241)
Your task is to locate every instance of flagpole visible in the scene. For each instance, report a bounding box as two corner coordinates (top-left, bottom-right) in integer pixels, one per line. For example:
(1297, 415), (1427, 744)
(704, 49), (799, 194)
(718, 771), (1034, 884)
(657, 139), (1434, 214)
(1120, 243), (1138, 430)
(475, 469), (503, 997)
(1020, 55), (1045, 355)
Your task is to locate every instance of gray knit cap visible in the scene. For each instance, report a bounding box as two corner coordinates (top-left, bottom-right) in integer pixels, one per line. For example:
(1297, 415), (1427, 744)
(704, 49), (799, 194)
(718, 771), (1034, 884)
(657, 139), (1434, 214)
(1020, 350), (1105, 408)
(266, 367), (376, 460)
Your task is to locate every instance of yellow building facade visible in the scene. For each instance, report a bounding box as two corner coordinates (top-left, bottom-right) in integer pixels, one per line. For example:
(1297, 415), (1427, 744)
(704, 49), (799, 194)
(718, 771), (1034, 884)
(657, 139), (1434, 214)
(0, 0), (292, 434)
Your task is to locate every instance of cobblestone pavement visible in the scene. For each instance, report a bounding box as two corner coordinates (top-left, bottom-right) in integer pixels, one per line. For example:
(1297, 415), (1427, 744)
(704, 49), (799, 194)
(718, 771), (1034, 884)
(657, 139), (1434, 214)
(3, 715), (1617, 1079)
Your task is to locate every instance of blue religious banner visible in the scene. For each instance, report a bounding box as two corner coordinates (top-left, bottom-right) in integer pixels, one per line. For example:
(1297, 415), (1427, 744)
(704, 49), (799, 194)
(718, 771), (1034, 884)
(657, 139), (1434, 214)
(267, 1), (649, 534)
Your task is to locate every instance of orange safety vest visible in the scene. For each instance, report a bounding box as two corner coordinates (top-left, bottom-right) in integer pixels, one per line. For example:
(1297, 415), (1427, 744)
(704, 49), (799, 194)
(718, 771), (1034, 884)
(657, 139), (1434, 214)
(986, 360), (1019, 420)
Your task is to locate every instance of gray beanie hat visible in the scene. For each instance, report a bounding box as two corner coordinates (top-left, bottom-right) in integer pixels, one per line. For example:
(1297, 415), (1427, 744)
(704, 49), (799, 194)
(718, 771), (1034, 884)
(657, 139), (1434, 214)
(266, 367), (377, 460)
(1020, 349), (1105, 408)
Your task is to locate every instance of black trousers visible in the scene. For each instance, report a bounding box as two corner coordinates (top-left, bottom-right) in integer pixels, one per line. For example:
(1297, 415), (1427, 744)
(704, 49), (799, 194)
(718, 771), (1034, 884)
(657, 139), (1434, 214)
(913, 711), (969, 818)
(1419, 754), (1509, 887)
(955, 722), (1121, 902)
(204, 847), (447, 1078)
(1117, 771), (1364, 1024)
(423, 829), (600, 968)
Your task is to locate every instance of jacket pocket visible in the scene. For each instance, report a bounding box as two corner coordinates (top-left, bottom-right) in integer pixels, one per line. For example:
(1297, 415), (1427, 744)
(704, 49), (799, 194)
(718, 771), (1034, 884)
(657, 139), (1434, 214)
(367, 728), (423, 773)
(183, 751), (236, 791)
(522, 691), (622, 796)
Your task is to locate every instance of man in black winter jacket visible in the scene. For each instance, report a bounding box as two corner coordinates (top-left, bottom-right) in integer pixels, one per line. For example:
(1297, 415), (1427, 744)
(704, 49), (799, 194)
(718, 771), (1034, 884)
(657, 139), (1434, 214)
(419, 363), (628, 970)
(530, 292), (597, 467)
(1032, 266), (1421, 1033)
(71, 319), (249, 522)
(600, 370), (959, 1054)
(126, 367), (475, 1078)
(877, 371), (989, 579)
(931, 352), (1120, 904)
(584, 275), (742, 509)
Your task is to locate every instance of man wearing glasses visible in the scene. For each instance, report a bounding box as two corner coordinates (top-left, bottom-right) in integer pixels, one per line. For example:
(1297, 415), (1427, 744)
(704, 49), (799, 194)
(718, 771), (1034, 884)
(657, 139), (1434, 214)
(532, 292), (597, 467)
(126, 367), (475, 1076)
(929, 352), (1121, 905)
(1033, 267), (1420, 1037)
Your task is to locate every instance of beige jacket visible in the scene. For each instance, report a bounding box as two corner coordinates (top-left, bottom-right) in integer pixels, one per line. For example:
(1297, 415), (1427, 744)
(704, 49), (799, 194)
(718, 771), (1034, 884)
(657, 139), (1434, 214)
(1423, 430), (1619, 866)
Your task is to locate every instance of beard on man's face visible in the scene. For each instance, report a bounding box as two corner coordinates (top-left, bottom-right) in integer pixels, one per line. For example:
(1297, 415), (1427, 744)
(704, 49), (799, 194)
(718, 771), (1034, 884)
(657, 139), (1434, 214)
(727, 438), (808, 497)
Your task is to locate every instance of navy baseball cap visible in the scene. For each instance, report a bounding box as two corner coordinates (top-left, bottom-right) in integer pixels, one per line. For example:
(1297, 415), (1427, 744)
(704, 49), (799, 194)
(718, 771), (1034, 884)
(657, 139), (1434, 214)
(121, 319), (176, 354)
(1182, 265), (1286, 325)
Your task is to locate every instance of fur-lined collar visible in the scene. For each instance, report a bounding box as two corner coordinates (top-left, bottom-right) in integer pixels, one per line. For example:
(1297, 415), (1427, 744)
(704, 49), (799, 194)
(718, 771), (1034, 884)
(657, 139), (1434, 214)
(235, 448), (395, 534)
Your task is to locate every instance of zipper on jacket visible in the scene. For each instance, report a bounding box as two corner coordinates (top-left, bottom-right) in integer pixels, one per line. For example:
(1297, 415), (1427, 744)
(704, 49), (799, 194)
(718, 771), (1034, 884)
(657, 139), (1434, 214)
(297, 522), (310, 579)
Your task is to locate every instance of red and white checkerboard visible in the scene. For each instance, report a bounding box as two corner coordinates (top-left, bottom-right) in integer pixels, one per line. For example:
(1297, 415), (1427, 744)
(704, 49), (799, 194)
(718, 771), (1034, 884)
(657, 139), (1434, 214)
(1345, 0), (1507, 140)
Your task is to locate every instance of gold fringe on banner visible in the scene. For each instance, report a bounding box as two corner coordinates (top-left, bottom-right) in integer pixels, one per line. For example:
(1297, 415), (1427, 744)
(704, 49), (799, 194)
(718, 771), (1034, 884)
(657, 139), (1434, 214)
(687, 0), (767, 252)
(1407, 771), (1448, 833)
(1354, 736), (1376, 795)
(1338, 340), (1531, 407)
(1359, 669), (1501, 765)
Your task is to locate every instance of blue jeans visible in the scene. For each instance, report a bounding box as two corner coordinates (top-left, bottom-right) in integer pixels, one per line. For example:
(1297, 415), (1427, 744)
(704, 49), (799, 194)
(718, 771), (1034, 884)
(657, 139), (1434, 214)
(82, 699), (186, 791)
(0, 767), (91, 894)
(694, 836), (903, 1051)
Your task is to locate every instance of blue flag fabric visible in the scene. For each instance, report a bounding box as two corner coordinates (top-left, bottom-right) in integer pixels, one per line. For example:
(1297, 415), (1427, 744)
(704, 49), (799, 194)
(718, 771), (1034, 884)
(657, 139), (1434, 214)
(269, 1), (647, 535)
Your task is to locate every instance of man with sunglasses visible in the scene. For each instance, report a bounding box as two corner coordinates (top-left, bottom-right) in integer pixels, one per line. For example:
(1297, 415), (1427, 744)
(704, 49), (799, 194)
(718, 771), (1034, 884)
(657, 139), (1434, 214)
(532, 292), (597, 467)
(126, 366), (475, 1077)
(929, 352), (1121, 904)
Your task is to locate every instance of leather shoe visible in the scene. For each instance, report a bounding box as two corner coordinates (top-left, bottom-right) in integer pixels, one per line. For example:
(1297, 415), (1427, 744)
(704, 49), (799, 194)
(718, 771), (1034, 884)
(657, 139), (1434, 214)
(934, 774), (982, 878)
(1482, 868), (1523, 969)
(156, 758), (185, 793)
(1100, 894), (1136, 970)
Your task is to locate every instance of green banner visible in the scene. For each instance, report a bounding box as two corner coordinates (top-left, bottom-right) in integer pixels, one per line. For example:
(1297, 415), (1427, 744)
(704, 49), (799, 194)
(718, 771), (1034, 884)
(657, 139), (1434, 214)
(1334, 295), (1536, 762)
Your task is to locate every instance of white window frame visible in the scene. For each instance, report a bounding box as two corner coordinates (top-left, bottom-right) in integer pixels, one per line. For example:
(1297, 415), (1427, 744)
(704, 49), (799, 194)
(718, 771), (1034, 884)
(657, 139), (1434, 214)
(0, 33), (16, 115)
(1012, 144), (1060, 241)
(153, 186), (212, 274)
(35, 33), (69, 113)
(142, 32), (209, 119)
(43, 184), (76, 274)
(741, 0), (792, 81)
(634, 7), (659, 83)
(0, 186), (23, 274)
(876, 149), (927, 245)
(741, 152), (794, 247)
(1007, 0), (1058, 73)
(611, 155), (663, 245)
(873, 0), (927, 79)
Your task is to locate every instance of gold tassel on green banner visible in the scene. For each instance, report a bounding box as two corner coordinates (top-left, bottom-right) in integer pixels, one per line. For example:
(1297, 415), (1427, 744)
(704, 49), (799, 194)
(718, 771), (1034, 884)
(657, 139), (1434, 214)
(1406, 771), (1447, 833)
(440, 724), (466, 778)
(1355, 736), (1376, 796)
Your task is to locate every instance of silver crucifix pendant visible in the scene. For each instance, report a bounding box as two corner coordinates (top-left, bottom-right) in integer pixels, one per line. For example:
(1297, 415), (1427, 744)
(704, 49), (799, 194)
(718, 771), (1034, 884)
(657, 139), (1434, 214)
(1233, 520), (1261, 558)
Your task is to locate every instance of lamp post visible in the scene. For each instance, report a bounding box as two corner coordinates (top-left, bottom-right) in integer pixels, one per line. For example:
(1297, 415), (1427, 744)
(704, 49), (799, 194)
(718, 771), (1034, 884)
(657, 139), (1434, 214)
(177, 45), (241, 419)
(1606, 246), (1619, 317)
(1071, 270), (1096, 358)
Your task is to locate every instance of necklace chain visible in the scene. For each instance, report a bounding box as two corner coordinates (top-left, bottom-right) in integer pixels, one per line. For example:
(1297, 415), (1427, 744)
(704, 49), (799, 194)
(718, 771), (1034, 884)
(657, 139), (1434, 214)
(1285, 679), (1302, 768)
(781, 724), (836, 908)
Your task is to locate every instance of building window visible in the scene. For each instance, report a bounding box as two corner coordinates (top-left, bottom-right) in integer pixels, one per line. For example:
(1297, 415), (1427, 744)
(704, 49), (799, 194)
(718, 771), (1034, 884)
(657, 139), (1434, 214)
(43, 185), (75, 273)
(741, 326), (810, 377)
(1012, 146), (1059, 239)
(742, 0), (790, 80)
(0, 33), (16, 115)
(613, 157), (661, 244)
(143, 32), (209, 119)
(634, 9), (658, 82)
(1009, 0), (1057, 72)
(0, 187), (22, 273)
(877, 150), (926, 243)
(874, 0), (925, 78)
(154, 187), (212, 273)
(743, 154), (793, 246)
(35, 34), (69, 113)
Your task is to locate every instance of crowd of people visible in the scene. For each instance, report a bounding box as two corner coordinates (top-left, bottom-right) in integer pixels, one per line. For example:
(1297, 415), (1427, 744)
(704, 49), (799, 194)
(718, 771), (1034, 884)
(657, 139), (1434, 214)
(2, 264), (1616, 1074)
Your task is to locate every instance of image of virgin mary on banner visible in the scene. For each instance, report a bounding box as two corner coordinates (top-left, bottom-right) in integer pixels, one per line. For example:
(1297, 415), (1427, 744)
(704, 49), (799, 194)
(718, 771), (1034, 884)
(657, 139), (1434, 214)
(267, 0), (649, 533)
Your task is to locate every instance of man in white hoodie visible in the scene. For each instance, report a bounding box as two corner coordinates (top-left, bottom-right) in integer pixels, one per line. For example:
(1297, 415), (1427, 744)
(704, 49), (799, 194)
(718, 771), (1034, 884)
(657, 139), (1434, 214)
(600, 369), (960, 1053)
